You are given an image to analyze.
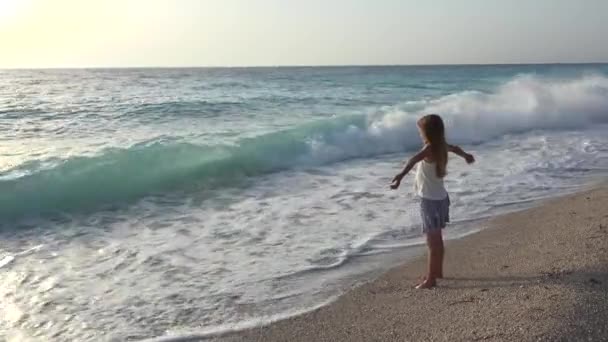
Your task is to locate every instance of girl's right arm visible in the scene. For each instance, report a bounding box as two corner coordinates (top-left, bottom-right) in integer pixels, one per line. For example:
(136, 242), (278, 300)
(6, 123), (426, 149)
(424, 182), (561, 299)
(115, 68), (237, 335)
(448, 144), (475, 164)
(390, 145), (430, 189)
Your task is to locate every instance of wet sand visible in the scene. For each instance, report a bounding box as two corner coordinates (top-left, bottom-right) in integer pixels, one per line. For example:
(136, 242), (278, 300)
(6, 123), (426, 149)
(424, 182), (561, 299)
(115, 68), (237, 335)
(222, 185), (608, 341)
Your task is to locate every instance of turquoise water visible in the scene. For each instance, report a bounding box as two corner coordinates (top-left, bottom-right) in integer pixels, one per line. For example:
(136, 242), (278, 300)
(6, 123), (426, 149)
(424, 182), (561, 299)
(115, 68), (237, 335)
(0, 65), (607, 341)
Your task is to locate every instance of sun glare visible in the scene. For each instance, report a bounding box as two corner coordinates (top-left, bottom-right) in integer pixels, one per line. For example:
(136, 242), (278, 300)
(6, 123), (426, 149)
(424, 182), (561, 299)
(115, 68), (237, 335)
(0, 0), (32, 26)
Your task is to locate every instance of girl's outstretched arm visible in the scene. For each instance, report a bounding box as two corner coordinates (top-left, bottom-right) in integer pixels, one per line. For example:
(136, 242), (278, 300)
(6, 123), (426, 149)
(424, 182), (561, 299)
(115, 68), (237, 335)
(390, 145), (430, 189)
(448, 144), (475, 164)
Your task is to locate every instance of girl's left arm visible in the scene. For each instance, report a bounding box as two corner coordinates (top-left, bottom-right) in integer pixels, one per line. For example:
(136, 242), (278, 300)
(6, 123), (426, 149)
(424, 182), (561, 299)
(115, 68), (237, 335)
(390, 146), (429, 189)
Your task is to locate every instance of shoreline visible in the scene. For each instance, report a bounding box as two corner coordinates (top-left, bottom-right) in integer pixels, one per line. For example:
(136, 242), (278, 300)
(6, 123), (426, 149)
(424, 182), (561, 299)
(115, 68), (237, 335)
(209, 183), (608, 342)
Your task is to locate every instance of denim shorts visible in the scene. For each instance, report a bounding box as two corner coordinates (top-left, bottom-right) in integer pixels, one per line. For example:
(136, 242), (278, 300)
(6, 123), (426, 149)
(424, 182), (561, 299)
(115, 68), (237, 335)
(420, 195), (450, 233)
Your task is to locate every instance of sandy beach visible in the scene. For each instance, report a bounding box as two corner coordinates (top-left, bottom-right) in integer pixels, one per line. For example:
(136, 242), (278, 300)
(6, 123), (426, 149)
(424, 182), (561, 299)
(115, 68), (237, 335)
(218, 185), (608, 342)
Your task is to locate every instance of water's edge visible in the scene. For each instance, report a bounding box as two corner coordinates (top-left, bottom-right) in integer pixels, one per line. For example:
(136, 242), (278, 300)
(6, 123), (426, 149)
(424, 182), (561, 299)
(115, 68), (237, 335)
(139, 178), (602, 342)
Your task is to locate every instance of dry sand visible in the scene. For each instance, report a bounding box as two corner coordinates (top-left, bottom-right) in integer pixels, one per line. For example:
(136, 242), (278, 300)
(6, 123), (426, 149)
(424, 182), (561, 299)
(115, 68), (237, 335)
(217, 185), (608, 342)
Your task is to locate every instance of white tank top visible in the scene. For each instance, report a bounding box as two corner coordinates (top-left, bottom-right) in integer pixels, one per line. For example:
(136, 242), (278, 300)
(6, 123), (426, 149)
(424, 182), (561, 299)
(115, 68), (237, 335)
(414, 159), (448, 200)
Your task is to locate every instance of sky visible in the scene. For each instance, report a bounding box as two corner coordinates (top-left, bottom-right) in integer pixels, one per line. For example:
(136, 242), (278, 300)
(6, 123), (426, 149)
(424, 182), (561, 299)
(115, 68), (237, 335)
(1, 0), (607, 68)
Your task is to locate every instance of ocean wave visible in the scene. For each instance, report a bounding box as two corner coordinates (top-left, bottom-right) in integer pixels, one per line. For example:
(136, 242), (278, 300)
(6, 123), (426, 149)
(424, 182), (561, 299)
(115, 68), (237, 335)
(2, 74), (607, 219)
(124, 100), (248, 118)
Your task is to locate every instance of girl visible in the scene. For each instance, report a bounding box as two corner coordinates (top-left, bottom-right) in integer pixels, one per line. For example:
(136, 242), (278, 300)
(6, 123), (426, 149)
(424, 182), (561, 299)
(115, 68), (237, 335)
(390, 114), (474, 289)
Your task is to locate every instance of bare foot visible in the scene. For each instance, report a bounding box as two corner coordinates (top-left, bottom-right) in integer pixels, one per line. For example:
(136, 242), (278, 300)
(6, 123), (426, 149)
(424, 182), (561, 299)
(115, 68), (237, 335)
(415, 279), (436, 289)
(420, 274), (443, 281)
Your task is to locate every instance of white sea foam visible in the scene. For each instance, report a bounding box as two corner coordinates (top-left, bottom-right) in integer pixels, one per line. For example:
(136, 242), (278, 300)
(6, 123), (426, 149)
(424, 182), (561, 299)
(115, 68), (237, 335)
(332, 74), (608, 157)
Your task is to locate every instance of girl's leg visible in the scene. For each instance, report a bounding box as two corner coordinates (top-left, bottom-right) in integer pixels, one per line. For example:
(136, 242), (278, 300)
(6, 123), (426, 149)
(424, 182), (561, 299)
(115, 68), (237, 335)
(438, 230), (444, 278)
(416, 229), (442, 289)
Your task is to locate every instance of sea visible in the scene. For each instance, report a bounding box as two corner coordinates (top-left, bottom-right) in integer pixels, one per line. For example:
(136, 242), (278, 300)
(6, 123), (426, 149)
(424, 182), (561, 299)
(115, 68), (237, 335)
(0, 64), (607, 341)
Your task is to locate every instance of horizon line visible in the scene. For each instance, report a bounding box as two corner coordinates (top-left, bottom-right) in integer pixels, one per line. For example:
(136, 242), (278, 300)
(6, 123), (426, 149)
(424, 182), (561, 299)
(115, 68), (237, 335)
(1, 61), (607, 70)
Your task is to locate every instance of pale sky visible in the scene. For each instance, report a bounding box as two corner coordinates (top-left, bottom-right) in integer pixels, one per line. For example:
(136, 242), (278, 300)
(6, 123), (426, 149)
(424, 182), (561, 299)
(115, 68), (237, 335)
(1, 0), (607, 68)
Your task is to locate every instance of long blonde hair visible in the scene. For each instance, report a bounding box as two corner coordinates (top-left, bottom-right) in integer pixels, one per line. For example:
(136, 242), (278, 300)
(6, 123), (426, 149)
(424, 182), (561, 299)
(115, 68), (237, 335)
(418, 114), (448, 178)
